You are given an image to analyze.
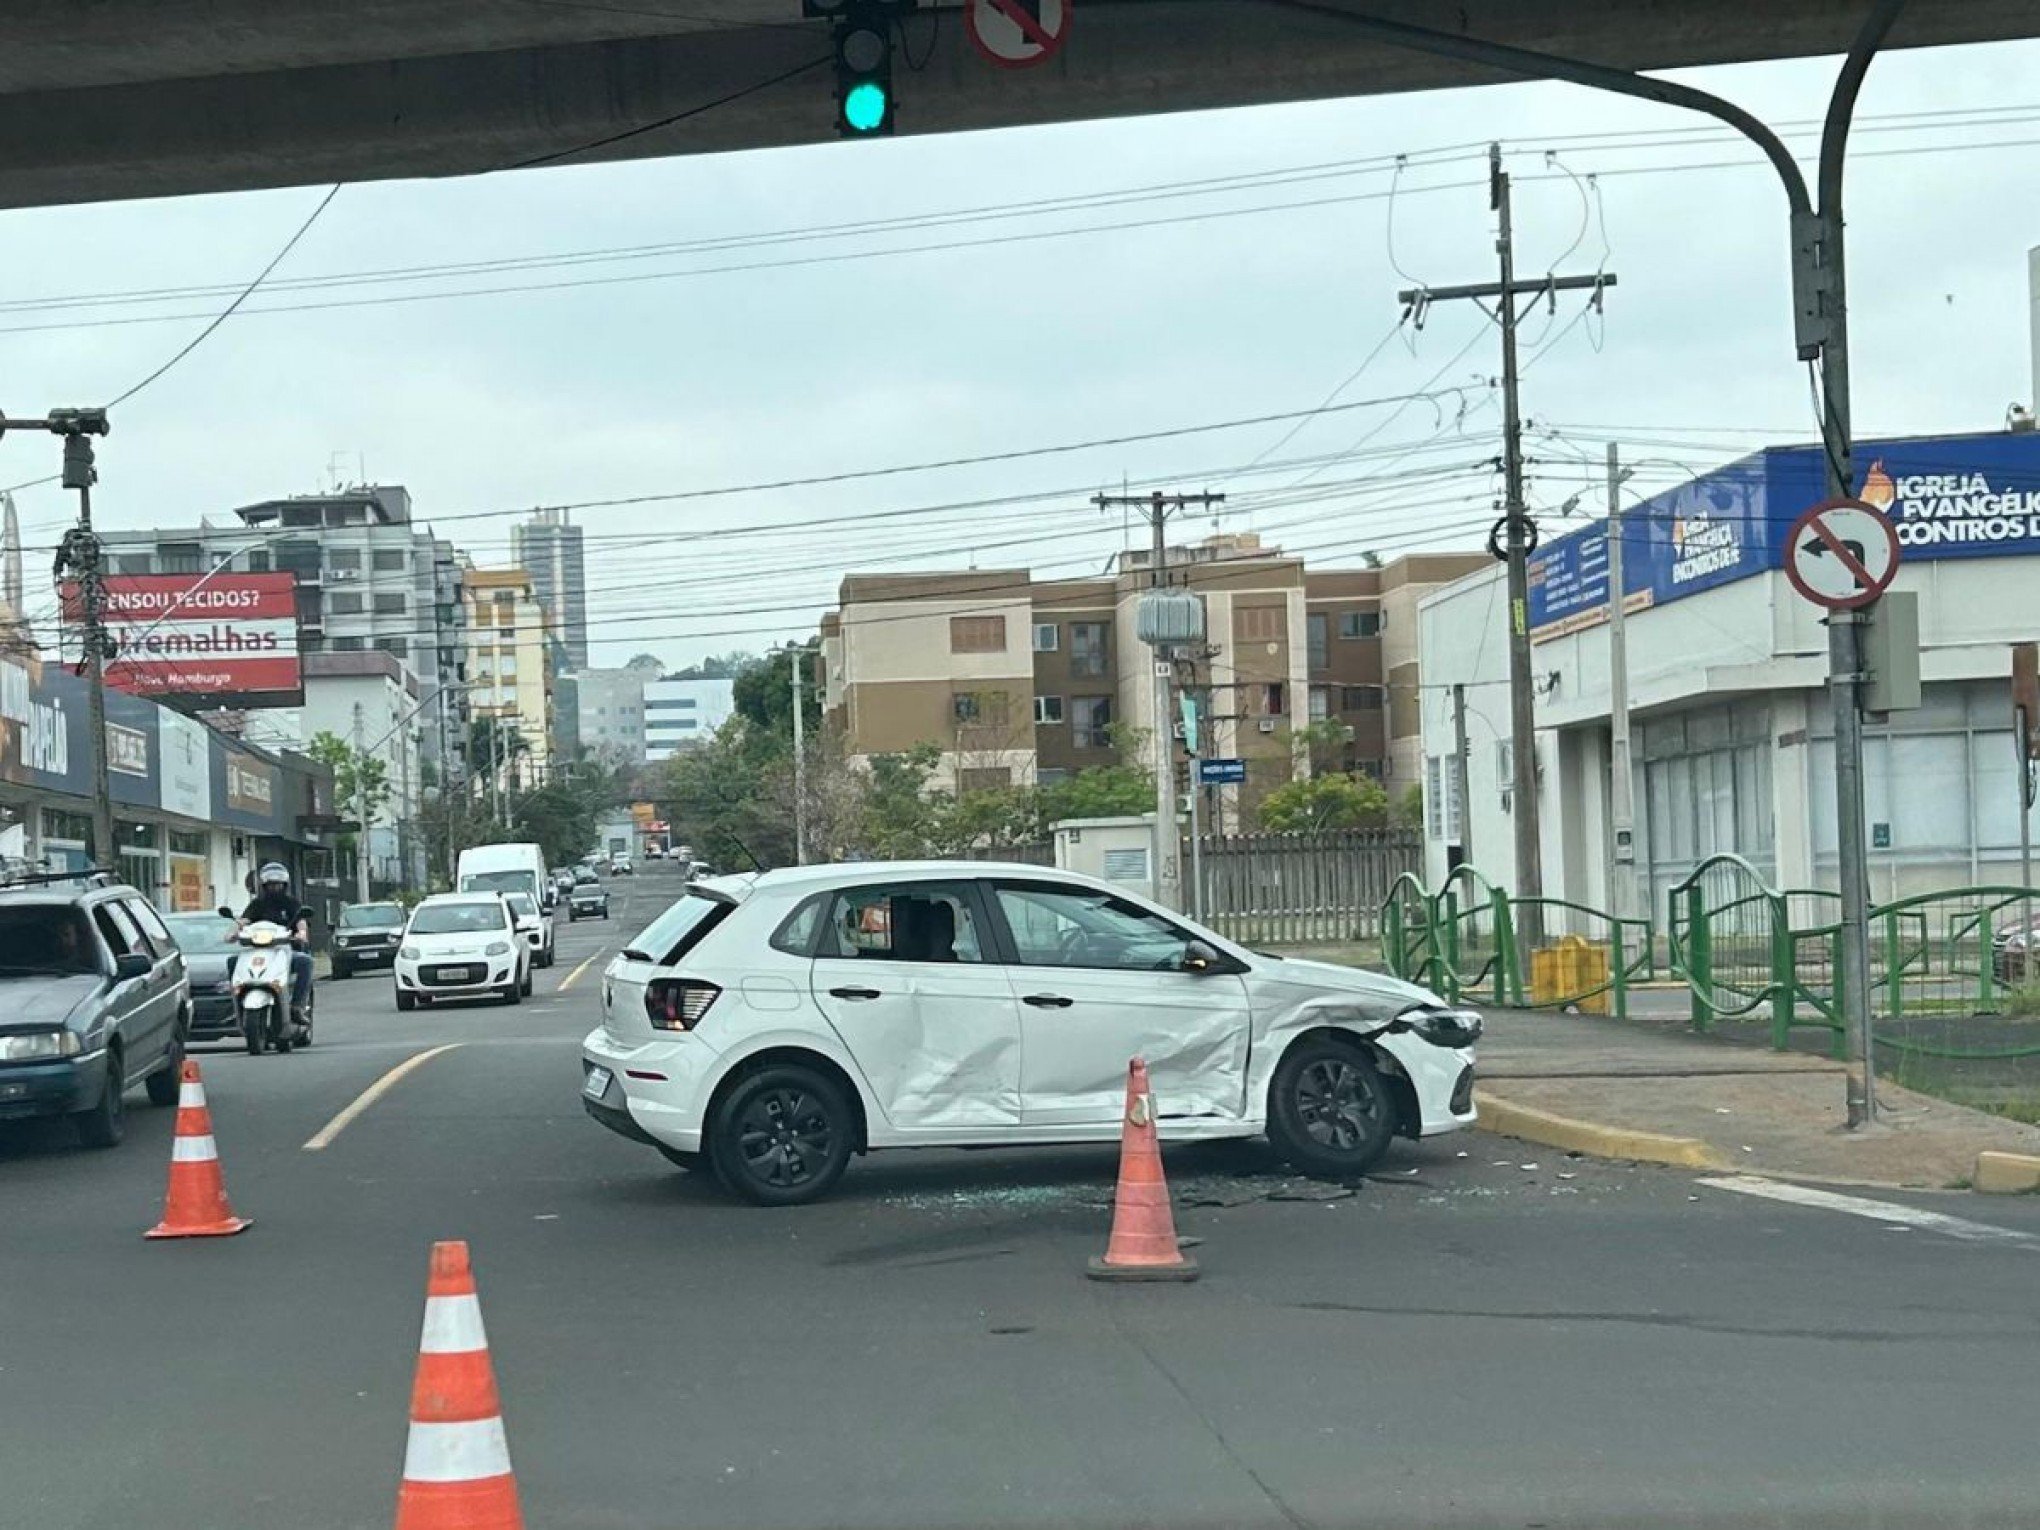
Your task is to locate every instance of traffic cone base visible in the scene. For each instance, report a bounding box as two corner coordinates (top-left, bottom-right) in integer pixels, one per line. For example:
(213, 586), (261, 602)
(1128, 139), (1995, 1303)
(395, 1240), (523, 1530)
(1086, 1057), (1200, 1283)
(145, 1063), (251, 1239)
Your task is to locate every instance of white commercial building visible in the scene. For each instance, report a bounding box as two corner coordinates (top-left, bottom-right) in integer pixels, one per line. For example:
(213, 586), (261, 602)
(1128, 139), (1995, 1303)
(1418, 429), (2040, 919)
(575, 666), (651, 763)
(643, 677), (735, 760)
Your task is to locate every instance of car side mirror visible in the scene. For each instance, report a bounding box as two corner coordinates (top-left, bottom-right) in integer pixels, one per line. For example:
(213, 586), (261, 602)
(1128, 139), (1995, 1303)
(114, 951), (152, 982)
(1181, 939), (1224, 975)
(216, 905), (235, 919)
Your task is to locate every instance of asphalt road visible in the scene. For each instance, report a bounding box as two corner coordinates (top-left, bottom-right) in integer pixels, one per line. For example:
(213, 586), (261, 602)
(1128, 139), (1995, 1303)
(7, 862), (2040, 1530)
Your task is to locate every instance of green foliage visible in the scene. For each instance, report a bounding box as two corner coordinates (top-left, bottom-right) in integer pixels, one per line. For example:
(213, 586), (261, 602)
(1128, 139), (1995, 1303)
(731, 647), (822, 760)
(1257, 771), (1389, 834)
(1391, 782), (1425, 829)
(307, 730), (391, 830)
(666, 650), (750, 681)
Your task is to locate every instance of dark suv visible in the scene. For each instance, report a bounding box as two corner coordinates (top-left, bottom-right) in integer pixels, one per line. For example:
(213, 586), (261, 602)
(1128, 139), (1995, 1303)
(332, 900), (406, 977)
(0, 877), (190, 1147)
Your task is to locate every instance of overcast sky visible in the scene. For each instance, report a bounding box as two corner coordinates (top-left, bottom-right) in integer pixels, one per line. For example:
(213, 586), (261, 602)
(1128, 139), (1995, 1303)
(0, 36), (2034, 670)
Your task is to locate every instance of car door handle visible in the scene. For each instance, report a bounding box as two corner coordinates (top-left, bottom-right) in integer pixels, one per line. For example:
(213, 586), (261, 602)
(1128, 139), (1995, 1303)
(1021, 993), (1074, 1008)
(828, 985), (882, 1001)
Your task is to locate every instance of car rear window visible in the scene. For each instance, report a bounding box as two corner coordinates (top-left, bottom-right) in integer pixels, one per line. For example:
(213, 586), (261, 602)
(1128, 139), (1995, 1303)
(622, 893), (735, 965)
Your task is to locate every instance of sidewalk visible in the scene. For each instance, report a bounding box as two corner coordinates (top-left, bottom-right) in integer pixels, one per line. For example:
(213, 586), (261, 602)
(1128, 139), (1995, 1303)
(1473, 1005), (2040, 1190)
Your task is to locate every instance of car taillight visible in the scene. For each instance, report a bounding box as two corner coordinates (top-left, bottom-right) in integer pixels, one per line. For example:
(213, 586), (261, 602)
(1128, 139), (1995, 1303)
(645, 979), (719, 1031)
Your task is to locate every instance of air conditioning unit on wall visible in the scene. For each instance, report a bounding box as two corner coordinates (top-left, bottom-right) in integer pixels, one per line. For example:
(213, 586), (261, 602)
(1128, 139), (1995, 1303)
(1257, 718), (1278, 734)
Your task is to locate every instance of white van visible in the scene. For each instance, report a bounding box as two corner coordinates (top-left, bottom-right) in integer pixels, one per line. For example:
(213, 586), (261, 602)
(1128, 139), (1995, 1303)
(456, 842), (556, 967)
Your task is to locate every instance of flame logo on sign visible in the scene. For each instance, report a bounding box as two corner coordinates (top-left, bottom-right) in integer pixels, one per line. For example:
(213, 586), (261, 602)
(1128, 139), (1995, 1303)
(1858, 459), (1895, 511)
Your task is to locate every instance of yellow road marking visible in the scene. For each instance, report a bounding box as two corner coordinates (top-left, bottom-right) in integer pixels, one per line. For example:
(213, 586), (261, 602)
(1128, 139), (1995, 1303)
(559, 950), (604, 992)
(302, 1043), (463, 1151)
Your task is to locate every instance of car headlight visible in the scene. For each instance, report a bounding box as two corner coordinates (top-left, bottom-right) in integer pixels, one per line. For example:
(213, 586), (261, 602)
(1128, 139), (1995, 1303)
(1397, 1002), (1482, 1048)
(0, 1030), (82, 1062)
(400, 946), (420, 960)
(485, 941), (512, 956)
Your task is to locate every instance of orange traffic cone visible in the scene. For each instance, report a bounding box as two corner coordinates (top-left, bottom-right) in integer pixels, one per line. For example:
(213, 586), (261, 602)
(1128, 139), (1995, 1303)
(145, 1060), (251, 1239)
(395, 1241), (524, 1530)
(1087, 1057), (1198, 1282)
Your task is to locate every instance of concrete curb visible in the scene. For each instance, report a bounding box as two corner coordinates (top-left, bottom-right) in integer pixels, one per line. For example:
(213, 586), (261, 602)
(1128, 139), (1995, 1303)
(1474, 1089), (1728, 1171)
(1973, 1150), (2040, 1194)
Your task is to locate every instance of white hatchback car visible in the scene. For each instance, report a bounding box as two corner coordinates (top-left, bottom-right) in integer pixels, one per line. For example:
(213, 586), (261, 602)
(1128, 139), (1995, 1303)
(394, 892), (531, 1010)
(581, 862), (1480, 1204)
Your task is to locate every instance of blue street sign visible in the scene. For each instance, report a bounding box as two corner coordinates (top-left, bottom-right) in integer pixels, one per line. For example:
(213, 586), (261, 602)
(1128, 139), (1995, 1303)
(1198, 757), (1247, 785)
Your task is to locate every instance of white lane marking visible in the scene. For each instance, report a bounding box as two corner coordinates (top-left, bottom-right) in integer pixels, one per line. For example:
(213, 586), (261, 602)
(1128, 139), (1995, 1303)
(1699, 1175), (2040, 1248)
(400, 1417), (514, 1483)
(171, 1134), (219, 1162)
(419, 1293), (490, 1354)
(558, 950), (604, 992)
(302, 1043), (464, 1151)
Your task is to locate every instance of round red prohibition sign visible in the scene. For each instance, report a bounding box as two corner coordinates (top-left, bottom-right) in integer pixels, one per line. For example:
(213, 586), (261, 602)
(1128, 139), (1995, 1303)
(1783, 497), (1901, 612)
(966, 0), (1071, 68)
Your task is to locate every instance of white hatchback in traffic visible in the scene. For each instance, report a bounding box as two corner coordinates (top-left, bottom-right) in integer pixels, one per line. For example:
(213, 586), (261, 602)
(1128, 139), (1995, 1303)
(394, 893), (532, 1010)
(580, 862), (1480, 1204)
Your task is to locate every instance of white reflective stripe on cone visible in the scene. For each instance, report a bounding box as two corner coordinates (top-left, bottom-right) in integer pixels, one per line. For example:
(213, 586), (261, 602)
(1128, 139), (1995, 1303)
(418, 1293), (489, 1354)
(178, 1083), (206, 1108)
(171, 1135), (219, 1163)
(401, 1417), (513, 1483)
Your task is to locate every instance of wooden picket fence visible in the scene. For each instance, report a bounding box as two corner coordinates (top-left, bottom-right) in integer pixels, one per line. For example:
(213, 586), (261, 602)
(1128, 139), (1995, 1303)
(1193, 828), (1422, 944)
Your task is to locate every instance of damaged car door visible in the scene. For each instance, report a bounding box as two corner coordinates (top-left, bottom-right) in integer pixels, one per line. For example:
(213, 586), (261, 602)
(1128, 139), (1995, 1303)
(985, 879), (1253, 1128)
(807, 879), (1023, 1131)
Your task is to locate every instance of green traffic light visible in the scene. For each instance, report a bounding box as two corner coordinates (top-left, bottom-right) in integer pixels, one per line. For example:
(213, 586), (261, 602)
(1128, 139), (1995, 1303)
(842, 80), (889, 134)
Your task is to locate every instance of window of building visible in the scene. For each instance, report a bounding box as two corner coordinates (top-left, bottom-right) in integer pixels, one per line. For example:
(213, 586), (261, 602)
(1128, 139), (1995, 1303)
(952, 691), (1010, 727)
(373, 549), (409, 573)
(1070, 696), (1113, 749)
(1307, 613), (1328, 671)
(1069, 622), (1108, 677)
(111, 554), (154, 575)
(1032, 622), (1058, 652)
(1034, 695), (1064, 725)
(374, 593), (406, 616)
(375, 637), (408, 658)
(959, 766), (1012, 794)
(1036, 767), (1071, 787)
(334, 637), (366, 652)
(1339, 610), (1382, 639)
(1236, 604), (1286, 643)
(1308, 686), (1330, 722)
(329, 592), (365, 615)
(949, 615), (1006, 653)
(327, 548), (362, 571)
(245, 551), (270, 572)
(1342, 686), (1384, 710)
(1262, 682), (1286, 716)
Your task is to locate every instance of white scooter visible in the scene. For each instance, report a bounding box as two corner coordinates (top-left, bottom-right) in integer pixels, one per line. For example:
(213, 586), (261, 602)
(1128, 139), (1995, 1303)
(226, 917), (315, 1055)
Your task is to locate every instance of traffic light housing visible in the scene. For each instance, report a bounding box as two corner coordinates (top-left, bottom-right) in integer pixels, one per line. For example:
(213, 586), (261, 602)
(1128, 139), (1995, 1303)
(805, 0), (913, 138)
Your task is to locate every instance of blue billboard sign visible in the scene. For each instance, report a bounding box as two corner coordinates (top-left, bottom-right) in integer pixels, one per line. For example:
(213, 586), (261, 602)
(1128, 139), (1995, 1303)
(1527, 429), (2040, 640)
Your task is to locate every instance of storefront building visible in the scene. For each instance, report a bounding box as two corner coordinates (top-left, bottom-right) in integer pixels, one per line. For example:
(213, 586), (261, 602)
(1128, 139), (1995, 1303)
(1416, 428), (2040, 916)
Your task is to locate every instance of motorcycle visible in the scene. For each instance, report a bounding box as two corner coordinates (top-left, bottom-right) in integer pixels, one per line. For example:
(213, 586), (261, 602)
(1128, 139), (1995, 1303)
(229, 919), (315, 1055)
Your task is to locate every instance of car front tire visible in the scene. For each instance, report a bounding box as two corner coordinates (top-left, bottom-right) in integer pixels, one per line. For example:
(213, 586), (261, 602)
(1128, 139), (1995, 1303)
(708, 1064), (854, 1206)
(396, 988), (417, 1012)
(1266, 1037), (1396, 1179)
(74, 1049), (126, 1148)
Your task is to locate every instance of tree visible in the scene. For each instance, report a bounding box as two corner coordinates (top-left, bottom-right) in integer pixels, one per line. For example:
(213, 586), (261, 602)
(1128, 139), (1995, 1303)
(1391, 782), (1425, 830)
(731, 646), (821, 758)
(667, 650), (750, 681)
(1291, 717), (1356, 777)
(307, 729), (391, 833)
(1256, 772), (1389, 834)
(1360, 549), (1383, 569)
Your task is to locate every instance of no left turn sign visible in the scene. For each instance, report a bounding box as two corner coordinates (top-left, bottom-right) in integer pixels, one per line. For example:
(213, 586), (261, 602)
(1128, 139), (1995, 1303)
(967, 0), (1071, 68)
(1784, 497), (1901, 611)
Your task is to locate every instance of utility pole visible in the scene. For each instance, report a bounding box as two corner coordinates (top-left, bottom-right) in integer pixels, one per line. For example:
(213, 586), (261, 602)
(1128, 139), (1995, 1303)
(352, 701), (372, 902)
(17, 410), (115, 870)
(790, 646), (810, 866)
(1605, 443), (1639, 926)
(1095, 489), (1225, 911)
(1451, 683), (1473, 869)
(1399, 144), (1614, 940)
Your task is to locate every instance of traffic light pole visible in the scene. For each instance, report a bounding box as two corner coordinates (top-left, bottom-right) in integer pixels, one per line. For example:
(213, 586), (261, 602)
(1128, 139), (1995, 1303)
(1329, 0), (1903, 1126)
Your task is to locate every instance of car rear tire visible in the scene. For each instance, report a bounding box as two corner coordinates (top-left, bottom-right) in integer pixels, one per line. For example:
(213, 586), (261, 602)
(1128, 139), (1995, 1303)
(396, 988), (416, 1012)
(74, 1049), (126, 1149)
(1266, 1037), (1397, 1179)
(708, 1064), (854, 1206)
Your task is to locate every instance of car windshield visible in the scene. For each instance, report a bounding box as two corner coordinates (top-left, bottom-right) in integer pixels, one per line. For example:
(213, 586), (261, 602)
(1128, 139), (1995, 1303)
(340, 903), (404, 928)
(0, 904), (100, 975)
(462, 870), (533, 897)
(408, 903), (507, 935)
(162, 913), (238, 950)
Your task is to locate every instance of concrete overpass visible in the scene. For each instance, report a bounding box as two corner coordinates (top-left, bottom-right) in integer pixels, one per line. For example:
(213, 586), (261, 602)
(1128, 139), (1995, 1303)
(1, 2), (2035, 208)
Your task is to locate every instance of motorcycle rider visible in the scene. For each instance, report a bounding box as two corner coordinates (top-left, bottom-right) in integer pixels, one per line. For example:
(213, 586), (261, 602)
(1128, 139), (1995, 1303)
(236, 862), (314, 1023)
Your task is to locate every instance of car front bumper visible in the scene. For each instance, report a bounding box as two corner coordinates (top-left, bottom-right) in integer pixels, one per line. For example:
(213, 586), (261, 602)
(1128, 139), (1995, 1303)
(1371, 1029), (1479, 1136)
(189, 991), (238, 1039)
(0, 1051), (108, 1120)
(336, 941), (401, 969)
(395, 958), (518, 997)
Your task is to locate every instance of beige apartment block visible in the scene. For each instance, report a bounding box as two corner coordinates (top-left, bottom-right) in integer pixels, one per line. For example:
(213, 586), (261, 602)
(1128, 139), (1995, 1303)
(463, 567), (554, 790)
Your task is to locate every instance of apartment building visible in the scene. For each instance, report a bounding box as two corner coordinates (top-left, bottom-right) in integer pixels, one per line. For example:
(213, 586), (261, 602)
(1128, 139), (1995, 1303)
(511, 507), (588, 669)
(463, 568), (553, 788)
(643, 677), (737, 761)
(820, 537), (1486, 821)
(99, 485), (470, 780)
